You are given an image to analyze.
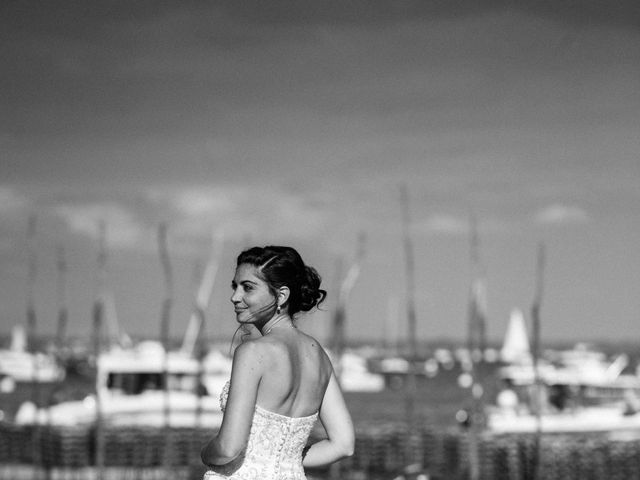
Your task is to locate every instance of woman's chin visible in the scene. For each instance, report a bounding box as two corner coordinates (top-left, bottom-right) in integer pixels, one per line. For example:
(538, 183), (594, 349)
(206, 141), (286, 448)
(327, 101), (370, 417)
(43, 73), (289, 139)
(235, 313), (252, 324)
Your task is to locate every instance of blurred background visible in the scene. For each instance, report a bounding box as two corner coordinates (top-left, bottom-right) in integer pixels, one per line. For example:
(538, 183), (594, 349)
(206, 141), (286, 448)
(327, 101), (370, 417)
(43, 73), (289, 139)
(1, 1), (639, 479)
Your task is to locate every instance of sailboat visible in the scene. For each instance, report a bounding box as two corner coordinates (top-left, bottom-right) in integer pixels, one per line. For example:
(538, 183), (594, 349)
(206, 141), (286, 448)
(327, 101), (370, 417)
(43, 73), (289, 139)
(500, 308), (531, 364)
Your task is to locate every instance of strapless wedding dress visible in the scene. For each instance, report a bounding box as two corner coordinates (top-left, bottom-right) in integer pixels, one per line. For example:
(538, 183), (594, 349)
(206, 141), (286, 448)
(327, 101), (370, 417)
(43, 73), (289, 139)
(203, 382), (318, 480)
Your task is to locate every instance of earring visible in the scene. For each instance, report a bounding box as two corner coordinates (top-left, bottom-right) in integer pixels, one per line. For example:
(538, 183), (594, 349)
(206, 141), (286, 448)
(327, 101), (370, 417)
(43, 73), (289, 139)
(276, 306), (281, 314)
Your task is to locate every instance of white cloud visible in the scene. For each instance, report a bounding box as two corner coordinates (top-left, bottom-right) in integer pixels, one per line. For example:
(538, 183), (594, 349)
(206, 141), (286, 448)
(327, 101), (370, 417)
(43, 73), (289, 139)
(0, 186), (28, 213)
(414, 214), (469, 236)
(54, 202), (147, 249)
(534, 204), (589, 225)
(144, 185), (332, 253)
(157, 188), (236, 218)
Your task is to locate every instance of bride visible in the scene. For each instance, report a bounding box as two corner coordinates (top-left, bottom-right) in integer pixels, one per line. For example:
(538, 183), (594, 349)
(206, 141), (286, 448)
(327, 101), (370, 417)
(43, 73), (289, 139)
(201, 246), (355, 479)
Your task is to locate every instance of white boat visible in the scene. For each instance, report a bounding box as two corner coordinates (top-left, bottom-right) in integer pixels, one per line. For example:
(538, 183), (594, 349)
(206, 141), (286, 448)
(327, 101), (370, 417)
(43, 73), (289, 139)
(488, 309), (640, 435)
(0, 350), (66, 384)
(0, 325), (65, 384)
(487, 401), (640, 435)
(333, 350), (385, 392)
(16, 341), (228, 428)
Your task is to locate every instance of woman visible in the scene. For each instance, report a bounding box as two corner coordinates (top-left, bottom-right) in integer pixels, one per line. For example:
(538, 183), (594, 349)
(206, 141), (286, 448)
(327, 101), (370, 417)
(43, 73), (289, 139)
(201, 246), (355, 479)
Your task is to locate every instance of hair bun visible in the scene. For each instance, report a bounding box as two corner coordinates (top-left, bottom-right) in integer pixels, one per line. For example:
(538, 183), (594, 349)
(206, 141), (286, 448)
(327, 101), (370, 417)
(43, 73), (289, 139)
(298, 265), (327, 312)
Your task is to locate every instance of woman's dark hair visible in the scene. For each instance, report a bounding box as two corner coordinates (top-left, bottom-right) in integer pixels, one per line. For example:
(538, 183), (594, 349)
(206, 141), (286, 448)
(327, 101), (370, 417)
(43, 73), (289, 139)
(236, 246), (327, 317)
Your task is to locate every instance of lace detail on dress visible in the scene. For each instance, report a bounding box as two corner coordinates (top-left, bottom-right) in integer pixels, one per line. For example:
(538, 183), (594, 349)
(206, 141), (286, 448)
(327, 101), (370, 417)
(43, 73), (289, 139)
(219, 380), (230, 412)
(207, 381), (318, 480)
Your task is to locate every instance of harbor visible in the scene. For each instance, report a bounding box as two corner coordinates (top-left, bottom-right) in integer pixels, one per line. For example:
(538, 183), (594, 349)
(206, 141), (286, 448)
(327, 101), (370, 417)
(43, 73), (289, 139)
(2, 1), (640, 479)
(3, 332), (640, 479)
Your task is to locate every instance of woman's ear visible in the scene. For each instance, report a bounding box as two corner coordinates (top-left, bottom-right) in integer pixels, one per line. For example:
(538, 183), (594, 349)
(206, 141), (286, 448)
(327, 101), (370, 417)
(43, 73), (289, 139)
(277, 286), (290, 308)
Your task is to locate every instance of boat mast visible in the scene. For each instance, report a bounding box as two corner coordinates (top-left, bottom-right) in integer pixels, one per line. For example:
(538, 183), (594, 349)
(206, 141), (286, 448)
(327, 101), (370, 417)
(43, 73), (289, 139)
(158, 223), (173, 353)
(331, 232), (365, 381)
(92, 220), (106, 480)
(157, 224), (173, 417)
(531, 242), (545, 480)
(92, 221), (107, 357)
(55, 245), (68, 351)
(25, 214), (44, 469)
(157, 223), (175, 473)
(26, 214), (38, 354)
(399, 184), (418, 427)
(466, 214), (487, 480)
(384, 294), (400, 354)
(467, 215), (487, 359)
(180, 229), (224, 356)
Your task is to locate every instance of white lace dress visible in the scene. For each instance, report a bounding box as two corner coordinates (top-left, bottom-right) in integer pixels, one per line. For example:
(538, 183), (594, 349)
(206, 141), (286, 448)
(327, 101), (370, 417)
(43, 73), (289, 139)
(204, 382), (318, 480)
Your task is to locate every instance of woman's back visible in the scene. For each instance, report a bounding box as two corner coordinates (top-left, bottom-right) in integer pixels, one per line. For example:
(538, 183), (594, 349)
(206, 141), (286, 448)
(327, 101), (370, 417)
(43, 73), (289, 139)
(255, 329), (333, 418)
(205, 330), (332, 480)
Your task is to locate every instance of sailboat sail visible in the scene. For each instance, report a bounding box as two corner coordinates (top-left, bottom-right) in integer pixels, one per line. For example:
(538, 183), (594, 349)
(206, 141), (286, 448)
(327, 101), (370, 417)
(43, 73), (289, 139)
(500, 309), (531, 364)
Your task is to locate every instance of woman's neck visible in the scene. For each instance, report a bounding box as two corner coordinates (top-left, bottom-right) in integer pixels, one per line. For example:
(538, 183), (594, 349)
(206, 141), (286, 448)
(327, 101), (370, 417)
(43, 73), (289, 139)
(261, 314), (293, 336)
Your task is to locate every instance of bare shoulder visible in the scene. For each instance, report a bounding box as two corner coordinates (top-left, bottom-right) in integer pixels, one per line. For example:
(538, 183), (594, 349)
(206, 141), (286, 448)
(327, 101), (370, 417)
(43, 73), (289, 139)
(299, 331), (333, 365)
(237, 334), (288, 364)
(232, 338), (274, 370)
(298, 330), (323, 348)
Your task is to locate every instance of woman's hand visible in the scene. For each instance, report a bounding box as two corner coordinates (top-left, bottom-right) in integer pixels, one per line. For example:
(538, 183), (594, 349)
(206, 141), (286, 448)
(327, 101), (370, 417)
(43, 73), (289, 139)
(203, 447), (247, 476)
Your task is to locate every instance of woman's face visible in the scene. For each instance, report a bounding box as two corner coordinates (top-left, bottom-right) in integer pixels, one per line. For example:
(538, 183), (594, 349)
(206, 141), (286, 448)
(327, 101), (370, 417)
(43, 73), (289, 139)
(230, 263), (276, 325)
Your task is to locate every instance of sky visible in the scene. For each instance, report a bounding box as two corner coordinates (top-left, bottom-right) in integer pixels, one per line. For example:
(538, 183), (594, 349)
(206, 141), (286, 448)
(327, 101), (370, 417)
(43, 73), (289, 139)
(1, 1), (639, 348)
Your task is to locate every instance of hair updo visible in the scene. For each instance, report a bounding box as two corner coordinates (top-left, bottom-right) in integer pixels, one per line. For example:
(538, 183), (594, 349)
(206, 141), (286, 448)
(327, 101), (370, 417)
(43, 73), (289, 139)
(236, 246), (327, 317)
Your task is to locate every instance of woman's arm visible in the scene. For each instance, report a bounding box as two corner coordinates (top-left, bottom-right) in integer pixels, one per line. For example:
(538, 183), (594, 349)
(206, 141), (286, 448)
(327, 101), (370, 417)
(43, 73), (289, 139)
(201, 341), (264, 466)
(302, 371), (355, 468)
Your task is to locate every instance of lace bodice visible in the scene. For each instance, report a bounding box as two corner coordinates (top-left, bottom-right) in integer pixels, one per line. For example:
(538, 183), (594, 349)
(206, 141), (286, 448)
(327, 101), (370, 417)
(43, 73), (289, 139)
(204, 382), (318, 480)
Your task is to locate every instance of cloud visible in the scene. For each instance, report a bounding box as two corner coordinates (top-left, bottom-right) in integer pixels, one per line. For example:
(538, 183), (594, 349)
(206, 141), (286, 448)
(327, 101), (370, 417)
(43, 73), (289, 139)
(146, 185), (331, 248)
(414, 214), (469, 236)
(148, 187), (236, 218)
(54, 202), (148, 249)
(0, 187), (29, 214)
(411, 212), (517, 237)
(534, 204), (589, 225)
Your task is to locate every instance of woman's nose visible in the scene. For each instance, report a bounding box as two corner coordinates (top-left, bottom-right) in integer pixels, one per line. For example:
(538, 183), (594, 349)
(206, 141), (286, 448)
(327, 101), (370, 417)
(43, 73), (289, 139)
(230, 289), (241, 303)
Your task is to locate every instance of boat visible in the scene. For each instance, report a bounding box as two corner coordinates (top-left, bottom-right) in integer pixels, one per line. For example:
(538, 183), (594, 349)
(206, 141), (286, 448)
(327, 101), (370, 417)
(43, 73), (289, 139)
(15, 341), (228, 428)
(332, 349), (385, 392)
(0, 325), (65, 385)
(487, 402), (640, 435)
(487, 309), (640, 435)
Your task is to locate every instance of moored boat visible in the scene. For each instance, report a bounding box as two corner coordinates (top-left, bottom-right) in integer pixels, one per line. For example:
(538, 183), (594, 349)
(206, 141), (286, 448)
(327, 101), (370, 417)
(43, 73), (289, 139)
(15, 340), (228, 428)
